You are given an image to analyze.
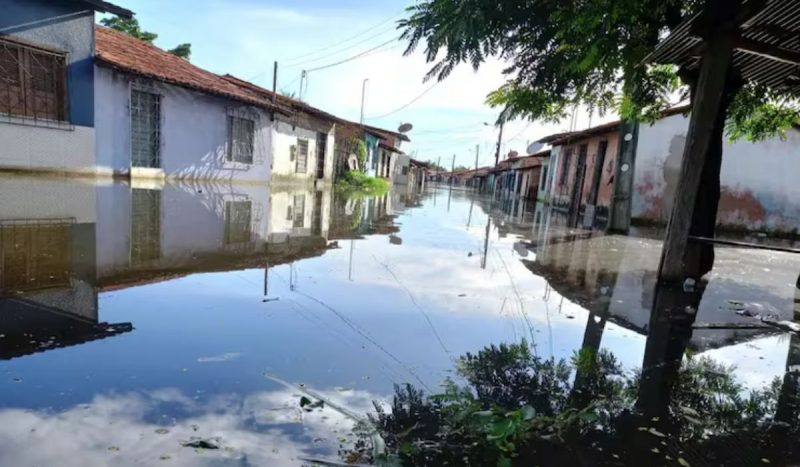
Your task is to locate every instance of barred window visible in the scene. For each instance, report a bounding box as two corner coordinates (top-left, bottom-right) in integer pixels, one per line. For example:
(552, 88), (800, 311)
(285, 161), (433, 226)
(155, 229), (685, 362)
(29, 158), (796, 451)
(292, 194), (305, 228)
(296, 138), (309, 173)
(559, 149), (573, 186)
(131, 89), (161, 168)
(227, 116), (254, 164)
(0, 38), (67, 121)
(224, 201), (252, 244)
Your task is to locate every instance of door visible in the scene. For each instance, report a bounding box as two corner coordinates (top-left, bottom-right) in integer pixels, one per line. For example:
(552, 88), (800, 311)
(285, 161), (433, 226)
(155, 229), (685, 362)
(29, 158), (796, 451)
(130, 89), (161, 168)
(316, 132), (327, 179)
(569, 144), (588, 227)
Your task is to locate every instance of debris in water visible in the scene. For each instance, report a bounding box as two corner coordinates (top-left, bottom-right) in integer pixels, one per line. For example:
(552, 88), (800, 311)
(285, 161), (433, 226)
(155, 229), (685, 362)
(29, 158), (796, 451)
(155, 428), (170, 435)
(683, 278), (696, 292)
(197, 352), (240, 363)
(180, 437), (221, 450)
(108, 446), (120, 452)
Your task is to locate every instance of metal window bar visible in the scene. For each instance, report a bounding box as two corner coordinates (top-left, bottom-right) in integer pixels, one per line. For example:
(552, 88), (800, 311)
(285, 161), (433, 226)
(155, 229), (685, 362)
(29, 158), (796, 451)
(224, 200), (253, 245)
(292, 194), (305, 228)
(130, 189), (161, 266)
(130, 89), (161, 168)
(296, 138), (309, 173)
(227, 116), (255, 164)
(0, 38), (67, 123)
(0, 218), (74, 295)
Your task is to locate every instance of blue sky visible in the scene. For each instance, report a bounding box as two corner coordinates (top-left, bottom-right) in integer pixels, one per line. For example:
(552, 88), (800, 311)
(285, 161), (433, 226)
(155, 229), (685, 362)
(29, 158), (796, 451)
(104, 0), (599, 169)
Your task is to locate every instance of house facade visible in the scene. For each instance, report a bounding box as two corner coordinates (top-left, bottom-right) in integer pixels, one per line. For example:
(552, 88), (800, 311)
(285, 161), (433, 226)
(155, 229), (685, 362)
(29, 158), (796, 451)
(94, 27), (282, 182)
(0, 0), (132, 175)
(541, 121), (621, 229)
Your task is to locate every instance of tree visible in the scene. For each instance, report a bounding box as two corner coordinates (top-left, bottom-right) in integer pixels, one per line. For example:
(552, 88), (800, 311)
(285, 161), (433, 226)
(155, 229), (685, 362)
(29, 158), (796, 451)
(398, 0), (798, 141)
(100, 17), (192, 60)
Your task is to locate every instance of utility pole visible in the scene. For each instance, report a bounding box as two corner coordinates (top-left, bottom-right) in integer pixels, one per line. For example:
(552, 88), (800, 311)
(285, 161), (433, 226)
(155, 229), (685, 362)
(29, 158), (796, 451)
(494, 121), (505, 167)
(298, 70), (307, 101)
(451, 154), (455, 172)
(474, 144), (480, 170)
(271, 61), (278, 121)
(359, 78), (369, 124)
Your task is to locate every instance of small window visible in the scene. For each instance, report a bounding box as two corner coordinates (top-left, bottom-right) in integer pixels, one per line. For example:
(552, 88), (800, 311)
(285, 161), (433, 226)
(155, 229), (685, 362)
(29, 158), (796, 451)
(227, 116), (255, 164)
(296, 138), (309, 173)
(402, 166), (408, 175)
(224, 201), (252, 244)
(541, 166), (549, 187)
(292, 194), (305, 228)
(0, 38), (67, 121)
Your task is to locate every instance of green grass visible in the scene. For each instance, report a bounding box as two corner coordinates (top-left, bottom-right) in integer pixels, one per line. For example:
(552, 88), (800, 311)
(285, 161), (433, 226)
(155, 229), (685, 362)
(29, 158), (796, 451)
(336, 170), (390, 195)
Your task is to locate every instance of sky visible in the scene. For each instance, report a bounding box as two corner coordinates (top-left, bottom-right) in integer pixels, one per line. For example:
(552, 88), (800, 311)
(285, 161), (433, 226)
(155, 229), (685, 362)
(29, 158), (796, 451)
(104, 0), (609, 170)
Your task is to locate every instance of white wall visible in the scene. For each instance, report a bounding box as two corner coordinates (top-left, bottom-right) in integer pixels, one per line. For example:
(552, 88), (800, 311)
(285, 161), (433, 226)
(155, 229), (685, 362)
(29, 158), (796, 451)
(0, 121), (95, 175)
(633, 113), (800, 232)
(95, 66), (272, 183)
(270, 119), (334, 184)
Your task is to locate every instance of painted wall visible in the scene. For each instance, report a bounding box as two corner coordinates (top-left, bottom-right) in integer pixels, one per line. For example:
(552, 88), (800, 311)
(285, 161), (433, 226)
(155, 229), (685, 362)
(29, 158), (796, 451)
(95, 67), (273, 182)
(551, 132), (619, 210)
(2, 0), (96, 126)
(393, 154), (410, 185)
(270, 117), (334, 185)
(632, 113), (800, 232)
(0, 0), (98, 173)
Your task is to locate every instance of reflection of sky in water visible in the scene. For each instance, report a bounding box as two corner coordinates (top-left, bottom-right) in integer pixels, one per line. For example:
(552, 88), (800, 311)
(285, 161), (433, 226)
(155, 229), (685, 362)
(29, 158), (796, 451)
(1, 183), (798, 464)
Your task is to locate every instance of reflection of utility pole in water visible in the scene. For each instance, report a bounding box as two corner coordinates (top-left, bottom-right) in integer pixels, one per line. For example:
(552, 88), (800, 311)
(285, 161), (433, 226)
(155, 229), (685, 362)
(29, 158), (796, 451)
(263, 243), (279, 302)
(481, 208), (492, 270)
(348, 240), (355, 281)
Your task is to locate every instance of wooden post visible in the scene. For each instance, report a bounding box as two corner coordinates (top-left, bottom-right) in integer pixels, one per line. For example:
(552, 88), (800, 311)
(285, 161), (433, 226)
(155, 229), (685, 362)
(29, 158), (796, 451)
(658, 25), (737, 281)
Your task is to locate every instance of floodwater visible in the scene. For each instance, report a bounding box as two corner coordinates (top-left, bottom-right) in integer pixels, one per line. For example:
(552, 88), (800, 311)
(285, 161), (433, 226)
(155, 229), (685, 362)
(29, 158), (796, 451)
(1, 175), (800, 466)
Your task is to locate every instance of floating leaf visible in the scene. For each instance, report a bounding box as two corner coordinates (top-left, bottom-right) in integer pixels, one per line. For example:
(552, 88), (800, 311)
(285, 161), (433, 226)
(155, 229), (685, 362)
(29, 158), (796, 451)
(678, 458), (691, 467)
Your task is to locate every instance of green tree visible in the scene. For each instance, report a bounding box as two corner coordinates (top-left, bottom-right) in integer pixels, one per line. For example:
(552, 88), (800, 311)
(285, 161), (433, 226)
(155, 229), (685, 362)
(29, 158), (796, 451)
(398, 0), (799, 141)
(100, 17), (192, 60)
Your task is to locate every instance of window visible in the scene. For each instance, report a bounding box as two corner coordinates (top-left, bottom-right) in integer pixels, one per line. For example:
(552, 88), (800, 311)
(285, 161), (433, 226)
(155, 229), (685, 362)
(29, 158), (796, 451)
(402, 166), (409, 175)
(227, 116), (255, 164)
(1, 220), (71, 292)
(130, 189), (161, 265)
(296, 138), (309, 173)
(541, 165), (549, 188)
(131, 89), (161, 168)
(0, 38), (67, 121)
(559, 149), (573, 185)
(224, 201), (252, 244)
(292, 194), (305, 228)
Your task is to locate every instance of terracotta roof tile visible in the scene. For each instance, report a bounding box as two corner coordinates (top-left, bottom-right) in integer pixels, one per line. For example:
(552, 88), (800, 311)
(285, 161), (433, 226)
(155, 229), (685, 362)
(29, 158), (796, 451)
(95, 26), (278, 110)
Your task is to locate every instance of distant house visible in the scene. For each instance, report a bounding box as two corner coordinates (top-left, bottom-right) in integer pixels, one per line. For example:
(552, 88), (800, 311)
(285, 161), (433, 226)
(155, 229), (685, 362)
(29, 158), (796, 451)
(0, 0), (132, 175)
(361, 125), (409, 181)
(94, 27), (285, 182)
(539, 120), (621, 229)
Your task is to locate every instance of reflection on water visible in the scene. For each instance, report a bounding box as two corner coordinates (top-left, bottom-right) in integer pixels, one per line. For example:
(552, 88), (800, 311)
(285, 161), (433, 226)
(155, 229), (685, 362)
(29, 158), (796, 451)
(0, 177), (799, 465)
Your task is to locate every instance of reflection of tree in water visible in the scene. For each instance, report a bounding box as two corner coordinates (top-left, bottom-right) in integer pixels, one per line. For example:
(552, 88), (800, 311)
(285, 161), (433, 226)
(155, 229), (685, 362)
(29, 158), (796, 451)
(344, 338), (800, 466)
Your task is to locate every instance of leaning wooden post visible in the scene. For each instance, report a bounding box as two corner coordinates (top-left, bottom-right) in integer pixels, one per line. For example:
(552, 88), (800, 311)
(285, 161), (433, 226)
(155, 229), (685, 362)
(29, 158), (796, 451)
(658, 23), (737, 281)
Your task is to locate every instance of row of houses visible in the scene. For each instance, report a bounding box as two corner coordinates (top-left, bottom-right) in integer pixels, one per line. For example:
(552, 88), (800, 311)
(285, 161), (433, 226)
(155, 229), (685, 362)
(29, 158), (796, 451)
(1, 0), (421, 188)
(451, 104), (800, 235)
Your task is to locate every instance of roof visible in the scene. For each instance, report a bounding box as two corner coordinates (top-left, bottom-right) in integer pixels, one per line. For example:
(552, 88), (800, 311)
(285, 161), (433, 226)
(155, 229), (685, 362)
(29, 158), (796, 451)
(646, 1), (800, 95)
(78, 0), (133, 18)
(362, 124), (411, 142)
(95, 26), (282, 111)
(379, 143), (404, 154)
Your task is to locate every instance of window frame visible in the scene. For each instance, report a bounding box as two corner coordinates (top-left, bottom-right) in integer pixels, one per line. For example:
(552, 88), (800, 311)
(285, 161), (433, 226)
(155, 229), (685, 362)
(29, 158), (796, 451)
(0, 37), (68, 123)
(226, 115), (255, 164)
(295, 138), (309, 174)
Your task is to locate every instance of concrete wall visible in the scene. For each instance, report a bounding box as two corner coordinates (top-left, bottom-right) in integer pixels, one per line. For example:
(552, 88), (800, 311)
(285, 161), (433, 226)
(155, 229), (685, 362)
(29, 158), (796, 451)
(0, 0), (97, 174)
(270, 115), (334, 185)
(393, 154), (410, 185)
(632, 113), (800, 232)
(95, 66), (273, 182)
(552, 132), (619, 210)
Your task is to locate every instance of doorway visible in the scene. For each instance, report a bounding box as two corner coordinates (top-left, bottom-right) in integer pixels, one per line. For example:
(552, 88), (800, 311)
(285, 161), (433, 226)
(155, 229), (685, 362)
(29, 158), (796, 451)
(316, 132), (327, 179)
(130, 89), (161, 169)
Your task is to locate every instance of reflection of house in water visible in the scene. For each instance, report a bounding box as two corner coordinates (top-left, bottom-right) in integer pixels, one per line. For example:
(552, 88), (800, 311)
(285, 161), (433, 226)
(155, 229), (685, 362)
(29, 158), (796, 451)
(522, 223), (799, 351)
(329, 192), (401, 241)
(97, 181), (334, 290)
(0, 177), (132, 360)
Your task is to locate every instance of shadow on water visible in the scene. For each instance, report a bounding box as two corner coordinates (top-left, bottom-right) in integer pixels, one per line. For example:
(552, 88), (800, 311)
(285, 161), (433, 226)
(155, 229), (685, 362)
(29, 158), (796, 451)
(1, 180), (799, 466)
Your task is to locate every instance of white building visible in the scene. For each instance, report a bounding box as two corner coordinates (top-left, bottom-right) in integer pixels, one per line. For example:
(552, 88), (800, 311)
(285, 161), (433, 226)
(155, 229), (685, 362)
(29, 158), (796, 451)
(94, 26), (280, 183)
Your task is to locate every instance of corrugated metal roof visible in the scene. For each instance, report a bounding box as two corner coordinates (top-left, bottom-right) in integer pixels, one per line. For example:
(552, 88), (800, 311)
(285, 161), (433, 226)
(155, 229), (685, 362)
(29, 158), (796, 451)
(647, 0), (800, 95)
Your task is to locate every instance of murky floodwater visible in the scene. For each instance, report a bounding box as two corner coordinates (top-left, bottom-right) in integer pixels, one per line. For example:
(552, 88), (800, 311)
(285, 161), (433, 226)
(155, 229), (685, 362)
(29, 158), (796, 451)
(2, 175), (800, 466)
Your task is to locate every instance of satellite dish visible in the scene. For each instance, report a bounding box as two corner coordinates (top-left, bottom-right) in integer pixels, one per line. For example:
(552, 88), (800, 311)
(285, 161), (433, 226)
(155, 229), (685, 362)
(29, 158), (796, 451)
(526, 142), (544, 155)
(398, 122), (413, 133)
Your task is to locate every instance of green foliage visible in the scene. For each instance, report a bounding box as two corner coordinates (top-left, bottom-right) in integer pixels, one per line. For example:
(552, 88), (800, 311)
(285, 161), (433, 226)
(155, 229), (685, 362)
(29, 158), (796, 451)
(100, 17), (192, 61)
(400, 0), (800, 141)
(352, 138), (368, 172)
(336, 170), (390, 195)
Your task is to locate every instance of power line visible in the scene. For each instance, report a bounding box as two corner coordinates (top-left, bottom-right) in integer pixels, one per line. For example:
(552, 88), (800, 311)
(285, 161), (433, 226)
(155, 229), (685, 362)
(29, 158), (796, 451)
(285, 27), (398, 68)
(305, 36), (400, 73)
(281, 9), (406, 63)
(367, 81), (440, 120)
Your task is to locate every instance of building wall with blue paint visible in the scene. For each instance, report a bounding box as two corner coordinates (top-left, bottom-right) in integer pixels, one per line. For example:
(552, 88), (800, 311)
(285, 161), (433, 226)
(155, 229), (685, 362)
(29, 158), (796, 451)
(1, 0), (96, 126)
(0, 0), (99, 174)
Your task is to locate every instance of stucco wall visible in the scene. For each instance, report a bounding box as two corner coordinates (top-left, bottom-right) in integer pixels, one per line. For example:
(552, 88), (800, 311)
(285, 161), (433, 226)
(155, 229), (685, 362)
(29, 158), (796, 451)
(271, 120), (322, 184)
(95, 67), (273, 182)
(551, 132), (619, 210)
(632, 113), (800, 232)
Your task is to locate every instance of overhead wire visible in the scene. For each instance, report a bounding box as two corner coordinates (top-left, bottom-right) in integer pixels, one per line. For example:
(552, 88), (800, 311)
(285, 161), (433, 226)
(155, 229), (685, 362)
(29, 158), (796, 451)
(305, 36), (400, 73)
(286, 27), (399, 68)
(366, 81), (441, 120)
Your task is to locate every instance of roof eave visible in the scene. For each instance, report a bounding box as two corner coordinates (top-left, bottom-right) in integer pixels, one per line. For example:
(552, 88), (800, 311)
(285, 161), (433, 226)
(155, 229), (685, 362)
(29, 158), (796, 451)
(81, 0), (134, 18)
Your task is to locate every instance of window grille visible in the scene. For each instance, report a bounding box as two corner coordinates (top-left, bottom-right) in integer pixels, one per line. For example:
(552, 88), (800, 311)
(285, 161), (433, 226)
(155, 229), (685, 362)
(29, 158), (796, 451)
(0, 219), (72, 294)
(130, 89), (161, 168)
(292, 194), (305, 228)
(130, 189), (161, 265)
(296, 138), (309, 173)
(227, 116), (254, 164)
(224, 201), (252, 244)
(0, 38), (67, 122)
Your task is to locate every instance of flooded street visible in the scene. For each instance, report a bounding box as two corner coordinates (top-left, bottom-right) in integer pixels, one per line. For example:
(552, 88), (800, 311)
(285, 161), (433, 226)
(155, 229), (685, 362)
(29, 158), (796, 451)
(0, 176), (799, 465)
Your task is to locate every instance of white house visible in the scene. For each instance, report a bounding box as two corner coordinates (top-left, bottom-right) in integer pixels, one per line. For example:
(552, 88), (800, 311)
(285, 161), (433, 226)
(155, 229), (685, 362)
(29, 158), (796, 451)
(93, 26), (281, 183)
(0, 0), (132, 176)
